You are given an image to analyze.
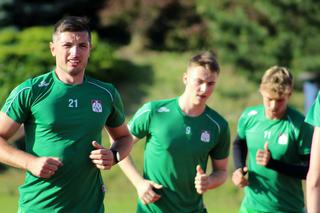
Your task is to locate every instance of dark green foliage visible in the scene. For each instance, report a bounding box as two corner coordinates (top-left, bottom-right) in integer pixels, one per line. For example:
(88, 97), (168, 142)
(148, 1), (208, 50)
(0, 27), (53, 103)
(0, 0), (105, 28)
(99, 0), (208, 50)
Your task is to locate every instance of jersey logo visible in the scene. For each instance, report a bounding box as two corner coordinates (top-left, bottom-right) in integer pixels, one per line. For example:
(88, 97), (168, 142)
(157, 107), (170, 113)
(278, 133), (288, 145)
(200, 130), (211, 143)
(247, 110), (258, 116)
(38, 80), (49, 87)
(92, 100), (103, 112)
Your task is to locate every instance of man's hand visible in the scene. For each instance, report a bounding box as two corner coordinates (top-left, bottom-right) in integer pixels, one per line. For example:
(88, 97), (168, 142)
(136, 179), (162, 205)
(194, 165), (209, 194)
(26, 157), (62, 179)
(90, 141), (114, 170)
(256, 142), (271, 166)
(232, 167), (249, 188)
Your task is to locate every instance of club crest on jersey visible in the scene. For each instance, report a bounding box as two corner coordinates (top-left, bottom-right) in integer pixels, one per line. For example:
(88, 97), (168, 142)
(91, 100), (103, 113)
(278, 133), (288, 145)
(200, 130), (210, 143)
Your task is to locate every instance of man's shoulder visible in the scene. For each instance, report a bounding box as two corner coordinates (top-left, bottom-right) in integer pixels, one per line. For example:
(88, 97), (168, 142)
(286, 106), (306, 125)
(29, 72), (53, 87)
(85, 76), (118, 101)
(86, 76), (115, 90)
(150, 98), (176, 106)
(240, 105), (264, 119)
(11, 72), (52, 93)
(205, 107), (229, 127)
(146, 98), (176, 111)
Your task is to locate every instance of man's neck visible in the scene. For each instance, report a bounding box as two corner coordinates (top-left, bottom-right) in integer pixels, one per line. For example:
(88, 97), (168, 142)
(54, 69), (84, 85)
(178, 94), (206, 117)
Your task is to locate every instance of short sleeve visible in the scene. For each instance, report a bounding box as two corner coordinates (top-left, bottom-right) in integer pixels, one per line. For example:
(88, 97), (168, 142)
(128, 102), (152, 139)
(237, 110), (248, 139)
(105, 87), (125, 127)
(305, 92), (320, 127)
(297, 121), (314, 155)
(209, 122), (230, 159)
(1, 80), (33, 123)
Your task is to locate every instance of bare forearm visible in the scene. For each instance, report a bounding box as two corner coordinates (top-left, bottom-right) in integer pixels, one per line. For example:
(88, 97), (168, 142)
(110, 135), (133, 161)
(207, 170), (227, 190)
(118, 156), (144, 188)
(307, 174), (320, 212)
(306, 127), (320, 212)
(0, 138), (36, 170)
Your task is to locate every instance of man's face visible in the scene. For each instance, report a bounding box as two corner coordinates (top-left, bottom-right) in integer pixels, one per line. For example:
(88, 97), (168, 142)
(260, 88), (291, 119)
(183, 66), (218, 107)
(50, 31), (91, 76)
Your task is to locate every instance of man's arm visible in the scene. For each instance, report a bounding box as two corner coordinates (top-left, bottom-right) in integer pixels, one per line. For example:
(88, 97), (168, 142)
(194, 157), (228, 194)
(256, 142), (309, 179)
(208, 157), (228, 188)
(233, 134), (248, 170)
(107, 123), (133, 162)
(307, 126), (320, 212)
(117, 135), (162, 205)
(90, 123), (133, 170)
(232, 135), (249, 188)
(0, 112), (62, 178)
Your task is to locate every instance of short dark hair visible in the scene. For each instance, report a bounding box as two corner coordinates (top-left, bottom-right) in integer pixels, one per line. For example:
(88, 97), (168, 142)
(53, 16), (91, 42)
(189, 51), (220, 73)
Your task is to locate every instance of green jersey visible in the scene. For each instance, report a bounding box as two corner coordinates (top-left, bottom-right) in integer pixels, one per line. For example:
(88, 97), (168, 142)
(1, 71), (125, 213)
(129, 98), (230, 213)
(238, 105), (313, 213)
(305, 91), (320, 126)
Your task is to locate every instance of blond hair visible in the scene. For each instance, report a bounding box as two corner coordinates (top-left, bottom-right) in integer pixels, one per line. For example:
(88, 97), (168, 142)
(260, 66), (293, 97)
(188, 51), (220, 73)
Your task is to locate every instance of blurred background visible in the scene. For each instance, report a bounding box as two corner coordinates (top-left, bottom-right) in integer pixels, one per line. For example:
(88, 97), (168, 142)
(0, 0), (319, 212)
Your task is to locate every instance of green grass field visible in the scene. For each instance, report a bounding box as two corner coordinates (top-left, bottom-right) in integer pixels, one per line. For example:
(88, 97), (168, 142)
(0, 50), (305, 212)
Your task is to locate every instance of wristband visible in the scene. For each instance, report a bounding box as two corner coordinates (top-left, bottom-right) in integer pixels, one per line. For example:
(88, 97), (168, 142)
(110, 148), (120, 164)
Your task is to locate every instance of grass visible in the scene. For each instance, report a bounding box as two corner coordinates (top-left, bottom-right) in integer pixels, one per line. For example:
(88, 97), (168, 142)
(0, 50), (306, 212)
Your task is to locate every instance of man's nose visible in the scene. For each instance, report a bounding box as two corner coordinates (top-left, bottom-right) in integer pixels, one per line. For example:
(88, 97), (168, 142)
(69, 46), (79, 56)
(270, 101), (277, 110)
(200, 83), (208, 92)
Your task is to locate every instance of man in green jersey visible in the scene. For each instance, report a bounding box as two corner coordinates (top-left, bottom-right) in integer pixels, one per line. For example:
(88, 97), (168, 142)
(0, 16), (133, 212)
(232, 66), (313, 213)
(305, 91), (320, 212)
(116, 51), (230, 212)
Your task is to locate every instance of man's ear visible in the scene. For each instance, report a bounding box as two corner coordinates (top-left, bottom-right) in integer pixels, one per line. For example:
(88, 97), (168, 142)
(49, 42), (56, 57)
(88, 43), (93, 58)
(183, 72), (188, 85)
